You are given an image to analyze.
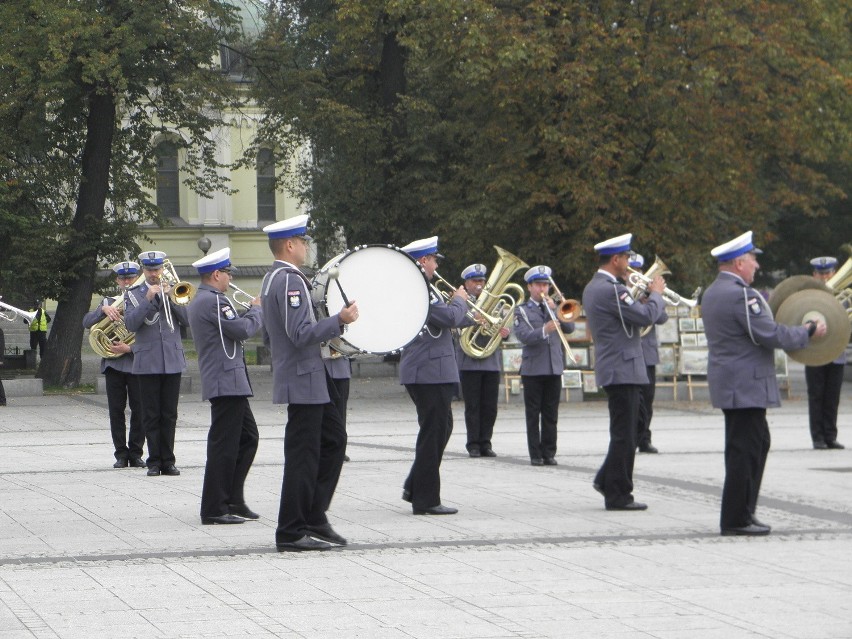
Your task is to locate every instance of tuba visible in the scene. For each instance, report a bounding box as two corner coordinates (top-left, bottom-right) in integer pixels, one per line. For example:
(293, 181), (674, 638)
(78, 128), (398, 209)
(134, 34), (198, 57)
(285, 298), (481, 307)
(459, 246), (529, 359)
(88, 272), (146, 358)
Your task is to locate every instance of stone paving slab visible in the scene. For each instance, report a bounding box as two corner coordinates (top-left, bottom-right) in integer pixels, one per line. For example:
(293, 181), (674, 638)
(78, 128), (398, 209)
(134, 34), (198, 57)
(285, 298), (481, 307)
(0, 364), (849, 638)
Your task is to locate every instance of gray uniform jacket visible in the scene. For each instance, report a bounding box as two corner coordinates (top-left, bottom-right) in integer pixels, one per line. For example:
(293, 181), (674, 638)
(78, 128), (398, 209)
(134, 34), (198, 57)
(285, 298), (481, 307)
(82, 295), (134, 374)
(702, 272), (809, 409)
(513, 299), (575, 376)
(187, 284), (263, 401)
(455, 295), (502, 373)
(582, 271), (666, 387)
(262, 261), (344, 405)
(640, 309), (670, 366)
(123, 284), (188, 375)
(399, 292), (468, 385)
(324, 356), (352, 380)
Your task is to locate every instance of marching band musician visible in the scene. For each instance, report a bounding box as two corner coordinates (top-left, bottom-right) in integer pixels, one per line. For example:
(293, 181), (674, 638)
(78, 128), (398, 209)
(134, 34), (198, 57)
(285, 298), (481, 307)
(513, 265), (574, 466)
(805, 256), (845, 450)
(583, 234), (666, 511)
(124, 250), (189, 478)
(456, 263), (509, 458)
(399, 236), (468, 515)
(82, 261), (145, 469)
(262, 215), (358, 551)
(187, 248), (263, 526)
(628, 253), (669, 455)
(703, 231), (825, 536)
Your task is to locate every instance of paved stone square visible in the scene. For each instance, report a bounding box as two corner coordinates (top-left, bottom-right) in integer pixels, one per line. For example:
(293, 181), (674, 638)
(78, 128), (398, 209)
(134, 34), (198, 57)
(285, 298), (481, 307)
(0, 362), (849, 638)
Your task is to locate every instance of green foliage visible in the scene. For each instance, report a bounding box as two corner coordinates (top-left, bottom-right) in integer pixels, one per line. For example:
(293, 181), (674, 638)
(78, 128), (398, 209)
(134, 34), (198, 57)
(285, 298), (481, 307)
(251, 0), (850, 290)
(0, 0), (240, 295)
(0, 0), (241, 385)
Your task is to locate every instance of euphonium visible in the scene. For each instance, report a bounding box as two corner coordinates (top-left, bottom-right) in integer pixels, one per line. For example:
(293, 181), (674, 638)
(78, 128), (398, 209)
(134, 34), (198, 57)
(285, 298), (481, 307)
(88, 272), (146, 358)
(459, 246), (529, 359)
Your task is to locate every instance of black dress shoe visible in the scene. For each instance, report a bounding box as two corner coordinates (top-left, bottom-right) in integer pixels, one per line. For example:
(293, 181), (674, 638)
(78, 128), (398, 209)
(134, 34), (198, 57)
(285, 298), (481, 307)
(530, 458), (544, 466)
(480, 449), (497, 457)
(129, 458), (146, 468)
(202, 514), (245, 525)
(468, 449), (481, 458)
(413, 504), (458, 515)
(306, 523), (348, 545)
(401, 489), (412, 503)
(276, 535), (334, 552)
(827, 440), (845, 449)
(113, 458), (129, 469)
(161, 465), (180, 476)
(638, 444), (659, 454)
(749, 516), (771, 530)
(147, 466), (161, 476)
(813, 441), (828, 449)
(721, 524), (770, 536)
(543, 457), (557, 466)
(606, 502), (648, 511)
(343, 454), (351, 462)
(228, 503), (259, 520)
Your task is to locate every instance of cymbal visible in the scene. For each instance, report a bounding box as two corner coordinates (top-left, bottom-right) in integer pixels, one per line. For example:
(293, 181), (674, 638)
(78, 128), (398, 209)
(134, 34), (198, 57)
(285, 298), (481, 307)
(776, 289), (850, 366)
(768, 276), (830, 317)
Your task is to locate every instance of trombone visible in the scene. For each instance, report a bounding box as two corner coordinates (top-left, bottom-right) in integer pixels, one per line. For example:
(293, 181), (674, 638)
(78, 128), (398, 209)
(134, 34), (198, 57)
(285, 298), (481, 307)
(0, 297), (37, 323)
(228, 283), (258, 310)
(543, 277), (581, 364)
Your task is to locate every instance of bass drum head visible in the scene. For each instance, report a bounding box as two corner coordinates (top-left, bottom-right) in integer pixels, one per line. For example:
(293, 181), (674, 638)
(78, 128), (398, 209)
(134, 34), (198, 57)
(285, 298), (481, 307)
(321, 245), (431, 354)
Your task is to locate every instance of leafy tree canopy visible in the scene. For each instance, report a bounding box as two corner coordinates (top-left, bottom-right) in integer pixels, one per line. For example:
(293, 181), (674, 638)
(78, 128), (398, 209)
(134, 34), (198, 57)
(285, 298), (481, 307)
(0, 0), (240, 385)
(252, 0), (850, 291)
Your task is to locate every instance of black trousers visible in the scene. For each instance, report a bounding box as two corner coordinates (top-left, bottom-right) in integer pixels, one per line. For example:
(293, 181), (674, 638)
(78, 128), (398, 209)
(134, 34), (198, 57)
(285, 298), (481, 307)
(521, 374), (561, 460)
(276, 380), (347, 543)
(721, 408), (770, 530)
(805, 363), (844, 444)
(328, 376), (351, 454)
(460, 370), (499, 453)
(137, 373), (181, 469)
(104, 368), (144, 461)
(637, 365), (656, 448)
(595, 384), (640, 508)
(29, 331), (46, 358)
(200, 396), (259, 518)
(404, 383), (455, 510)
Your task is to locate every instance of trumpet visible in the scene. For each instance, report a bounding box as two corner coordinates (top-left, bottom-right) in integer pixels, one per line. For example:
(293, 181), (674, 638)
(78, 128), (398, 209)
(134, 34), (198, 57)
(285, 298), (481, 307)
(627, 256), (698, 309)
(0, 297), (37, 323)
(228, 283), (258, 310)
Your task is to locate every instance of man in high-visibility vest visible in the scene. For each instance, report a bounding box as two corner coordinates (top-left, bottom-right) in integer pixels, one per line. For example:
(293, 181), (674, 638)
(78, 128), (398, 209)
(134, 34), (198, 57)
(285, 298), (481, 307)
(25, 300), (51, 359)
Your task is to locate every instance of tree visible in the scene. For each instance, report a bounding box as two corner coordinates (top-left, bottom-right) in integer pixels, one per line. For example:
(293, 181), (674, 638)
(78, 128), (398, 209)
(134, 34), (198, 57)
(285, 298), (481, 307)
(251, 0), (850, 291)
(0, 0), (240, 386)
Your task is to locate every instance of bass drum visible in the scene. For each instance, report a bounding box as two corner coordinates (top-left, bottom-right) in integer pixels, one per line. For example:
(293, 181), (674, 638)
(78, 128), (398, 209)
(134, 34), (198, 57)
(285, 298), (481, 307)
(311, 245), (431, 355)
